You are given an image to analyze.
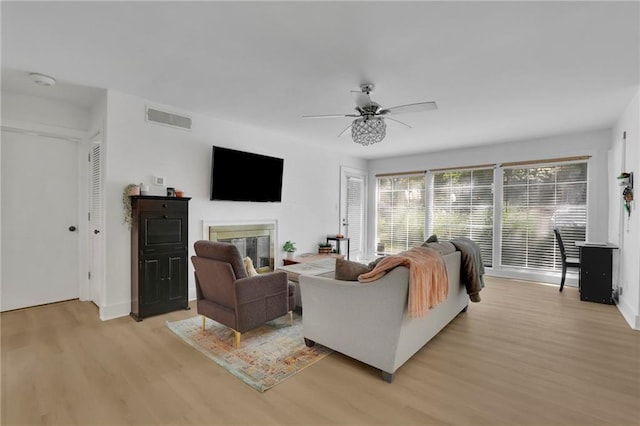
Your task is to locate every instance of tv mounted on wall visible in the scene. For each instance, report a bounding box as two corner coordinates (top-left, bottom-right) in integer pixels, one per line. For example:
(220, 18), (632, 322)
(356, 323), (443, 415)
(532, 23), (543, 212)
(210, 146), (284, 202)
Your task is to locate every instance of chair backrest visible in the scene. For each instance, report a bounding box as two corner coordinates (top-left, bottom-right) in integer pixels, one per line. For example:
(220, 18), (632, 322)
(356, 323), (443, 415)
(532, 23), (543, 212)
(553, 228), (567, 260)
(193, 240), (248, 279)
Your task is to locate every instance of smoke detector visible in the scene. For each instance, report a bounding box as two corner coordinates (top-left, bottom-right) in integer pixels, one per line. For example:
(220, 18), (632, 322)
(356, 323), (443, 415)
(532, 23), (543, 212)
(29, 73), (56, 87)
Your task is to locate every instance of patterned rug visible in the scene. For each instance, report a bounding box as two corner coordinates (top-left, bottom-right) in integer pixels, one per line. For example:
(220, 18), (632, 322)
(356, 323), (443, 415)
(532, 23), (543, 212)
(166, 313), (332, 392)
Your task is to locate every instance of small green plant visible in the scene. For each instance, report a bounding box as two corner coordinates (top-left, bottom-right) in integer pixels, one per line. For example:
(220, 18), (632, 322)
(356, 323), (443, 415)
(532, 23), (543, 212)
(318, 242), (332, 247)
(282, 240), (297, 253)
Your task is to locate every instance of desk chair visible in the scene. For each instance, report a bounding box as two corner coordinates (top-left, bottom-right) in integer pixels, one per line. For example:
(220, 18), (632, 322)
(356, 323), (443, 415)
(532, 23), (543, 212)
(554, 228), (581, 292)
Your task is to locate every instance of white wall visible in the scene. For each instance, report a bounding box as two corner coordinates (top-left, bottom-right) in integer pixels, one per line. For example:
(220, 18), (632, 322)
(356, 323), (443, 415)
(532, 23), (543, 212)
(367, 128), (613, 284)
(609, 89), (640, 329)
(102, 90), (366, 319)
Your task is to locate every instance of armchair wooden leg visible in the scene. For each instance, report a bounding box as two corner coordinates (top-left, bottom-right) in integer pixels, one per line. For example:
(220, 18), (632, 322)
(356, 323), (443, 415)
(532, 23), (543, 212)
(289, 310), (293, 325)
(233, 330), (241, 349)
(202, 316), (206, 331)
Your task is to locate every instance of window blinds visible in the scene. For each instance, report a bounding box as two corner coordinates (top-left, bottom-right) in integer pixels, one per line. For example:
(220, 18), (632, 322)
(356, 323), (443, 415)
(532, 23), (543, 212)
(501, 162), (587, 271)
(431, 168), (494, 266)
(376, 174), (426, 254)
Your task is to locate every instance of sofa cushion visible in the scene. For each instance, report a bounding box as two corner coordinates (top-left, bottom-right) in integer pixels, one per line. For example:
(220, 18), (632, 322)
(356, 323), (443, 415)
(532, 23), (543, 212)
(335, 258), (372, 281)
(422, 241), (456, 255)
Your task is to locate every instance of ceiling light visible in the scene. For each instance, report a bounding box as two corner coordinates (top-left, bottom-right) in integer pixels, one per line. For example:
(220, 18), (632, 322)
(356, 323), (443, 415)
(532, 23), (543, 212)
(351, 116), (386, 146)
(29, 73), (56, 87)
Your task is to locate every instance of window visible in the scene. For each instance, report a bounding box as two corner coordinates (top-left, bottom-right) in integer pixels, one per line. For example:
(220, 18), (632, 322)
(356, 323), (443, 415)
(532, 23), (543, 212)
(501, 162), (587, 271)
(376, 173), (426, 254)
(431, 168), (494, 266)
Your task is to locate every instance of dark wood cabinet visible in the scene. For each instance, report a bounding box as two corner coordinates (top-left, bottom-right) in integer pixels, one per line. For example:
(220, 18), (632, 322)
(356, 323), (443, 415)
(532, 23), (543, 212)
(130, 196), (191, 321)
(577, 243), (618, 305)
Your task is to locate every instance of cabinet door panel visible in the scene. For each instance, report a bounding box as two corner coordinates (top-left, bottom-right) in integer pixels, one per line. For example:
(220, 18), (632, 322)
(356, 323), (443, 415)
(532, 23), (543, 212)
(167, 255), (187, 301)
(142, 258), (162, 305)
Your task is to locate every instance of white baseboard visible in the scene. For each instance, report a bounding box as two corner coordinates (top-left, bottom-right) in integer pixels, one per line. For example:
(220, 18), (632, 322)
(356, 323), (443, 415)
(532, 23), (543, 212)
(99, 301), (131, 321)
(616, 298), (640, 330)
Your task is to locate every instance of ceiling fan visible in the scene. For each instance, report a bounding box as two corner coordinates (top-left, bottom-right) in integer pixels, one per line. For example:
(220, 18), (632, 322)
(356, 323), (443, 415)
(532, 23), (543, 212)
(303, 83), (437, 146)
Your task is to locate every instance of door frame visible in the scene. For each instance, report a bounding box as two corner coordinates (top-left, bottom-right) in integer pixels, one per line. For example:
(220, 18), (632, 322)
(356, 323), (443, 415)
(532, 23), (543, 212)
(339, 166), (368, 260)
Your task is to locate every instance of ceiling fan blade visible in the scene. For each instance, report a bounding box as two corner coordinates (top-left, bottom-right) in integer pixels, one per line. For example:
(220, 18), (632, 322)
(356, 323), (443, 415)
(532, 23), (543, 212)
(378, 101), (437, 115)
(384, 117), (412, 129)
(351, 90), (372, 109)
(302, 113), (359, 119)
(337, 122), (353, 137)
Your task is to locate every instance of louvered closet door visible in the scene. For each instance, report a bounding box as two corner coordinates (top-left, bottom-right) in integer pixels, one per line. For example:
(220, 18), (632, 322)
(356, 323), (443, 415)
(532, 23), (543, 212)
(89, 140), (105, 306)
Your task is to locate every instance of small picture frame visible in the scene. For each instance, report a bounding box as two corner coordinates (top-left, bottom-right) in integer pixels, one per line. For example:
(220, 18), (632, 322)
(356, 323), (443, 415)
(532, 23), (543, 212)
(166, 187), (176, 197)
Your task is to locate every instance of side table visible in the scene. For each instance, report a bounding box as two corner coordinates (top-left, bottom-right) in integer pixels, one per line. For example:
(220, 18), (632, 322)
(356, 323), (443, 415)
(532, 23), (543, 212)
(326, 236), (350, 259)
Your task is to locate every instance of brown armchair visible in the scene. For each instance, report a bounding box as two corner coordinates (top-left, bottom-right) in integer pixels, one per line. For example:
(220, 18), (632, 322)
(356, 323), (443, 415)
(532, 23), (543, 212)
(191, 240), (294, 348)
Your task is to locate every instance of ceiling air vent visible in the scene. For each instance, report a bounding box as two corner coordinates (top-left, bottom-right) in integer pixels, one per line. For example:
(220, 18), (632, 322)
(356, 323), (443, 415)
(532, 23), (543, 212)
(146, 107), (192, 130)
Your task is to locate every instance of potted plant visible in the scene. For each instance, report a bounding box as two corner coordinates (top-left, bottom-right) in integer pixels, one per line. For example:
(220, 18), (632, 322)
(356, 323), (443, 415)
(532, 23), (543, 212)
(122, 184), (140, 229)
(282, 240), (297, 259)
(318, 242), (333, 254)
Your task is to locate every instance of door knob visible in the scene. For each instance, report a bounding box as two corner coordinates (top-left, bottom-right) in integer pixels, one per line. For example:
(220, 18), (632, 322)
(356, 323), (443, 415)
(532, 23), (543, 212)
(68, 226), (77, 232)
(94, 229), (100, 235)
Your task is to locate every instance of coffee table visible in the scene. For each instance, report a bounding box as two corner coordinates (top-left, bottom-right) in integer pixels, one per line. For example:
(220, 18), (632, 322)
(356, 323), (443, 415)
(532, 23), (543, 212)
(278, 258), (337, 309)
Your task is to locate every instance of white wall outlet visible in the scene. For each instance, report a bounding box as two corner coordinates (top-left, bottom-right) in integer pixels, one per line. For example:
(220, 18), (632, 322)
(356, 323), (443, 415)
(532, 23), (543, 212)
(153, 176), (165, 186)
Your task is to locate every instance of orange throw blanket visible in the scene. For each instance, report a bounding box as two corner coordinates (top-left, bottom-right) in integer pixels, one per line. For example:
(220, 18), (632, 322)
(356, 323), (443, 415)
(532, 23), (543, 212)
(358, 246), (448, 318)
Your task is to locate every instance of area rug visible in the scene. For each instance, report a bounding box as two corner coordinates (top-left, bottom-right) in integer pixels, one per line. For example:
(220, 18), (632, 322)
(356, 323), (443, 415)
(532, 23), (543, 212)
(166, 313), (332, 392)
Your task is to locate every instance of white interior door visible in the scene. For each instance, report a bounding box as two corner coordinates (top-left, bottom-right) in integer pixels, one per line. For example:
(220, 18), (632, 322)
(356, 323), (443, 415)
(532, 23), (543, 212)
(1, 131), (80, 311)
(340, 167), (367, 260)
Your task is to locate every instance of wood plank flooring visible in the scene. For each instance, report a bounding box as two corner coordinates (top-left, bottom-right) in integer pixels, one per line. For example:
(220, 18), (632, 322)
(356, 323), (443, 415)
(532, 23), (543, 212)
(2, 277), (639, 425)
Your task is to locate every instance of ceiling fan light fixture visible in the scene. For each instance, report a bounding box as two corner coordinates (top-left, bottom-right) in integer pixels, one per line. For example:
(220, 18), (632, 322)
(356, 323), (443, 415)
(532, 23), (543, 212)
(351, 117), (386, 146)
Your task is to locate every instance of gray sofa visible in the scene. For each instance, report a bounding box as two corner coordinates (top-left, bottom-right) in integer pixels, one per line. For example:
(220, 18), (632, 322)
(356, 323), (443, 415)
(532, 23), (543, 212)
(299, 251), (468, 382)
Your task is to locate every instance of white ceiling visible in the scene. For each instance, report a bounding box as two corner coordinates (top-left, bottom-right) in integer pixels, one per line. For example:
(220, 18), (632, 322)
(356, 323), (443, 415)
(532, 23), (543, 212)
(2, 1), (638, 160)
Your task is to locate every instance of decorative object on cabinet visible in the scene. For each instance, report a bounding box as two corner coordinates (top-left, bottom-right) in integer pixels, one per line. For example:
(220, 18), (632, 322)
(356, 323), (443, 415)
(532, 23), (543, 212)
(130, 195), (191, 321)
(166, 187), (176, 197)
(122, 184), (140, 229)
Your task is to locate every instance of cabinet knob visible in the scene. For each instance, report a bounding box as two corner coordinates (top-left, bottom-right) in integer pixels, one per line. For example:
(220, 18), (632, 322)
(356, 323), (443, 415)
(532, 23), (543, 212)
(162, 204), (167, 208)
(163, 215), (168, 219)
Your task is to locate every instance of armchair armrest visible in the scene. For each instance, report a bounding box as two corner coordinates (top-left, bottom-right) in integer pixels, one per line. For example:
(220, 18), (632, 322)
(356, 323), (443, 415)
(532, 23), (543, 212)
(234, 271), (288, 303)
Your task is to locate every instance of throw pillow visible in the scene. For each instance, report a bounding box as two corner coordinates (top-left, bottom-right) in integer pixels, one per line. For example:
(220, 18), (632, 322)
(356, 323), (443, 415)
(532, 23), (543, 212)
(244, 256), (258, 277)
(423, 234), (439, 244)
(335, 258), (372, 281)
(367, 256), (385, 269)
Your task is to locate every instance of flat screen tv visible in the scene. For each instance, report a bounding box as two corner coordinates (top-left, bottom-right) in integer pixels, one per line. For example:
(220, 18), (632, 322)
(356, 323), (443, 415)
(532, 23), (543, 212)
(210, 146), (284, 202)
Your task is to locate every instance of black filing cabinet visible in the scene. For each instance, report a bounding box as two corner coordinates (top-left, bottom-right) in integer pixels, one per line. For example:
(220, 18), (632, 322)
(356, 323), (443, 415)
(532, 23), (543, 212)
(578, 244), (618, 305)
(130, 196), (191, 320)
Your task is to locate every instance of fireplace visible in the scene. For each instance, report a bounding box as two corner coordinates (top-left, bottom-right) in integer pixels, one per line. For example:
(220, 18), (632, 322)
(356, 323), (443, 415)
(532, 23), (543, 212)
(203, 221), (277, 273)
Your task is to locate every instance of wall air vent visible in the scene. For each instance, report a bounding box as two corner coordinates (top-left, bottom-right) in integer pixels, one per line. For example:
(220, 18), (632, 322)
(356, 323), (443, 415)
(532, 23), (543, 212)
(146, 107), (192, 130)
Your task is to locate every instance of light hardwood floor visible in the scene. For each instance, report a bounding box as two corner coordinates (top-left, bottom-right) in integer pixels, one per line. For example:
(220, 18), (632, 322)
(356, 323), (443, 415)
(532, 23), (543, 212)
(2, 277), (639, 425)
